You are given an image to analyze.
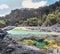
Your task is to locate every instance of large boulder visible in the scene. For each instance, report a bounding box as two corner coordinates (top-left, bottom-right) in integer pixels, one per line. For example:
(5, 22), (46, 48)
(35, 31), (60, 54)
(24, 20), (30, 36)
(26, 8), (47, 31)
(0, 29), (7, 39)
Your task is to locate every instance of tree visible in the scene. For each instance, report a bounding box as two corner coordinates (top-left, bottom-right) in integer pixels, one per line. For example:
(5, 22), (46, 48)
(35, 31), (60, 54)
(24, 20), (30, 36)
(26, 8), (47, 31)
(43, 14), (56, 26)
(56, 12), (60, 23)
(22, 21), (28, 26)
(38, 20), (43, 26)
(27, 17), (38, 26)
(0, 20), (6, 28)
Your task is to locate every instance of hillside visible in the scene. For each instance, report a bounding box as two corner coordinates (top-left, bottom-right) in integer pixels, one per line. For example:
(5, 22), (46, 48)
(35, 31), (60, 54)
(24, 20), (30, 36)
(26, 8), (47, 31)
(5, 1), (60, 19)
(0, 1), (60, 27)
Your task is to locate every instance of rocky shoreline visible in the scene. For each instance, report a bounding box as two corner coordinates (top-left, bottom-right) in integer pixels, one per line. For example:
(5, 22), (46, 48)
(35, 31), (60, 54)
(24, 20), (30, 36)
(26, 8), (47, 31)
(0, 34), (60, 54)
(2, 23), (60, 32)
(0, 24), (60, 54)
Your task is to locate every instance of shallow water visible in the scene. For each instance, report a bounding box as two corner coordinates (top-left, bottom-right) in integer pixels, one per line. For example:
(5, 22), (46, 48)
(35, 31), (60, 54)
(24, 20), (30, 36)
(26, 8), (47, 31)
(7, 29), (60, 35)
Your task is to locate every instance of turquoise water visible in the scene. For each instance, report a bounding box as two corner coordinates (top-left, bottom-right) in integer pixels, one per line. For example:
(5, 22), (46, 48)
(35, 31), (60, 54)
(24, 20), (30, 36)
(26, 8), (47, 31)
(20, 38), (49, 48)
(7, 29), (60, 35)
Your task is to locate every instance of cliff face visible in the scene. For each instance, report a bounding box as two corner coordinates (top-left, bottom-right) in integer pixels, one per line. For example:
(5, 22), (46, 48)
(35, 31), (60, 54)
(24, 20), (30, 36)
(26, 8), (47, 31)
(5, 1), (60, 20)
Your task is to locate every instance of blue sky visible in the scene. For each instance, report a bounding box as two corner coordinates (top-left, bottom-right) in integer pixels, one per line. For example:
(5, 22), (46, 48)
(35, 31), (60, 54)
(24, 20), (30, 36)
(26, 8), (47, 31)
(0, 0), (59, 17)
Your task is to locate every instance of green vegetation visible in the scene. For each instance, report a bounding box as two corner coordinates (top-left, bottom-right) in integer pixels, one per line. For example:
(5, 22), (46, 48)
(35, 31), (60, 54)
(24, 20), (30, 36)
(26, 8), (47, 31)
(0, 20), (6, 28)
(43, 14), (56, 26)
(21, 11), (60, 26)
(1, 10), (60, 27)
(23, 17), (38, 26)
(4, 10), (60, 27)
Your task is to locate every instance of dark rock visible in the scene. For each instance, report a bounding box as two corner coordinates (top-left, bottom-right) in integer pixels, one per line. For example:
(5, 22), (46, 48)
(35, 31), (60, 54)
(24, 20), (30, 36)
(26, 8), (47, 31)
(0, 29), (7, 39)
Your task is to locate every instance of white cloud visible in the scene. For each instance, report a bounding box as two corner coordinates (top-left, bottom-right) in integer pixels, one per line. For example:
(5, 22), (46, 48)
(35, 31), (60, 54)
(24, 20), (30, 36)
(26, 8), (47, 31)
(0, 12), (10, 17)
(22, 0), (47, 9)
(0, 14), (5, 17)
(0, 4), (9, 10)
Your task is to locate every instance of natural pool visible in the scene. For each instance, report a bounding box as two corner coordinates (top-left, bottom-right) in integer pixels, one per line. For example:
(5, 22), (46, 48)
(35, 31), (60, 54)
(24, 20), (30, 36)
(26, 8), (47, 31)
(7, 29), (60, 35)
(17, 37), (60, 49)
(17, 37), (49, 48)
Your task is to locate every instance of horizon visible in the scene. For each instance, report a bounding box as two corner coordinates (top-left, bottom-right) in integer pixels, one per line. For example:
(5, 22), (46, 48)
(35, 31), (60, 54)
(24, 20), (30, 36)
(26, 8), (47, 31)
(0, 0), (59, 17)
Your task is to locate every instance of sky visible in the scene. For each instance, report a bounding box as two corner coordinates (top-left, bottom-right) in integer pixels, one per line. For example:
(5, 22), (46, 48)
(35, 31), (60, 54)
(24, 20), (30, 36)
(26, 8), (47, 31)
(0, 0), (59, 17)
